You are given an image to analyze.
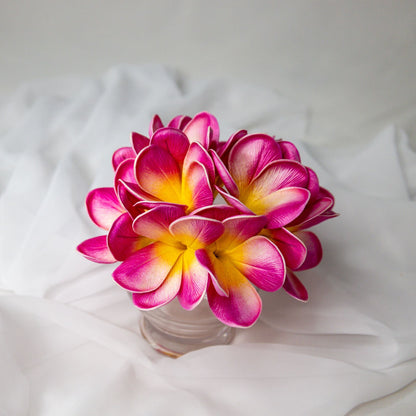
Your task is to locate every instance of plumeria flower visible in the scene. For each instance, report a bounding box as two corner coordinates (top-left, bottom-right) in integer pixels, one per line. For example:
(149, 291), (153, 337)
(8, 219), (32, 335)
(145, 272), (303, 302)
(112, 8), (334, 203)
(78, 111), (338, 329)
(113, 127), (218, 216)
(113, 205), (224, 310)
(193, 209), (286, 327)
(212, 134), (311, 229)
(112, 111), (220, 172)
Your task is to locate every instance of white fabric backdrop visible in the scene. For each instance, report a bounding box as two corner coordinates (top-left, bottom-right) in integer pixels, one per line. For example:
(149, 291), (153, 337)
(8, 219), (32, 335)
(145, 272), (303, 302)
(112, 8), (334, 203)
(1, 65), (415, 415)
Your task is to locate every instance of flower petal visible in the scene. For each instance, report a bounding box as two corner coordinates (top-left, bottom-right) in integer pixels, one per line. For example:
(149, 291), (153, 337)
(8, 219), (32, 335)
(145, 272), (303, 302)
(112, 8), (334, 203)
(217, 129), (247, 161)
(135, 145), (182, 202)
(86, 187), (124, 230)
(149, 114), (164, 136)
(132, 205), (185, 244)
(294, 231), (323, 271)
(206, 259), (262, 328)
(113, 242), (182, 292)
(112, 147), (136, 171)
(283, 270), (308, 301)
(218, 215), (267, 250)
(266, 227), (307, 270)
(131, 132), (150, 154)
(114, 159), (136, 189)
(178, 249), (208, 310)
(183, 112), (220, 148)
(228, 134), (281, 188)
(133, 200), (188, 211)
(277, 140), (301, 162)
(184, 142), (215, 185)
(150, 127), (189, 167)
(108, 213), (151, 261)
(192, 204), (240, 221)
(289, 196), (334, 229)
(227, 235), (285, 291)
(215, 186), (253, 215)
(249, 160), (308, 195)
(249, 187), (310, 228)
(182, 161), (214, 211)
(210, 149), (239, 197)
(116, 181), (145, 218)
(195, 248), (228, 296)
(132, 255), (182, 309)
(169, 216), (224, 249)
(305, 167), (320, 199)
(167, 115), (191, 130)
(77, 235), (117, 264)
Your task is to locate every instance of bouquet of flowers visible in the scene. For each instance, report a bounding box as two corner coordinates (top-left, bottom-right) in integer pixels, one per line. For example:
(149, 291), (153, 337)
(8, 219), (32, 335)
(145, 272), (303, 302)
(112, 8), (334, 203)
(78, 112), (337, 327)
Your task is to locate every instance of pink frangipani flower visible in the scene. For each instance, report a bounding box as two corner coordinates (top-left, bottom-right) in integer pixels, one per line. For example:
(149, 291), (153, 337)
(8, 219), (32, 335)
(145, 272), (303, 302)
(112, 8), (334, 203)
(195, 214), (285, 327)
(78, 111), (338, 329)
(212, 134), (311, 228)
(113, 205), (224, 310)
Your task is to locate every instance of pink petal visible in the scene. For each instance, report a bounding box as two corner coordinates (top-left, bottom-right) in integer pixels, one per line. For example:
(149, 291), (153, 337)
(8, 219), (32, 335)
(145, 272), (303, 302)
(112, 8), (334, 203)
(195, 249), (228, 296)
(77, 235), (117, 264)
(135, 145), (182, 202)
(267, 227), (307, 270)
(305, 167), (320, 199)
(114, 159), (136, 189)
(131, 132), (150, 154)
(192, 204), (240, 221)
(184, 142), (215, 185)
(132, 255), (182, 309)
(251, 187), (310, 228)
(167, 115), (191, 130)
(297, 210), (339, 230)
(150, 127), (189, 167)
(116, 181), (145, 218)
(250, 160), (308, 194)
(113, 242), (181, 292)
(149, 114), (164, 136)
(132, 205), (185, 243)
(178, 250), (208, 310)
(318, 187), (336, 209)
(219, 215), (267, 250)
(182, 161), (214, 211)
(169, 215), (224, 248)
(133, 200), (188, 211)
(277, 140), (301, 162)
(283, 270), (308, 301)
(210, 149), (239, 197)
(183, 112), (220, 148)
(294, 231), (323, 271)
(228, 134), (281, 188)
(112, 147), (136, 171)
(86, 187), (124, 230)
(289, 196), (334, 229)
(227, 235), (285, 291)
(207, 273), (262, 328)
(108, 213), (151, 261)
(217, 129), (247, 162)
(215, 186), (253, 215)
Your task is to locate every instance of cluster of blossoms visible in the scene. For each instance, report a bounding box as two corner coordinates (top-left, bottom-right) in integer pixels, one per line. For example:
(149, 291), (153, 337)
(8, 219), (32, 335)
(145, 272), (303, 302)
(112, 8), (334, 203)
(78, 112), (337, 327)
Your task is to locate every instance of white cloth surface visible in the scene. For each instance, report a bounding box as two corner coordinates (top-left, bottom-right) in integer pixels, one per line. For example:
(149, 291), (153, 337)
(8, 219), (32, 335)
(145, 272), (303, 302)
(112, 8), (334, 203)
(1, 65), (415, 415)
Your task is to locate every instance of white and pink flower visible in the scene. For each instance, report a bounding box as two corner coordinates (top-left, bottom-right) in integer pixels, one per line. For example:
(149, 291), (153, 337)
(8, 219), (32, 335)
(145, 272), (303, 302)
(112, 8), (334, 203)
(78, 112), (337, 327)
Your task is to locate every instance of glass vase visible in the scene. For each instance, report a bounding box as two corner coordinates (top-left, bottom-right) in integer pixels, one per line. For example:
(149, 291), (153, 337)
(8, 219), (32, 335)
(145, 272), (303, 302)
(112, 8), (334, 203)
(139, 297), (235, 358)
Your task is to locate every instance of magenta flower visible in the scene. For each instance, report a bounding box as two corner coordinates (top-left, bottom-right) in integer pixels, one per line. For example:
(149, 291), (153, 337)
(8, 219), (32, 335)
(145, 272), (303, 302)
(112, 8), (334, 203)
(212, 134), (311, 228)
(77, 111), (338, 328)
(113, 206), (224, 310)
(112, 111), (220, 172)
(195, 213), (285, 327)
